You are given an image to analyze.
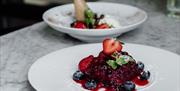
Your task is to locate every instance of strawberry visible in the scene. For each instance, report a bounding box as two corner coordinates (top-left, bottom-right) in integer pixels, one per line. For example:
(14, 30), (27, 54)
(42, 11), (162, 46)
(96, 23), (110, 29)
(73, 21), (87, 29)
(103, 38), (123, 55)
(79, 55), (94, 72)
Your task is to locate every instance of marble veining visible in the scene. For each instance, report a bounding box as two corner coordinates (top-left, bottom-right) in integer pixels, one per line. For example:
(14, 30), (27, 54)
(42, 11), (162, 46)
(0, 0), (180, 91)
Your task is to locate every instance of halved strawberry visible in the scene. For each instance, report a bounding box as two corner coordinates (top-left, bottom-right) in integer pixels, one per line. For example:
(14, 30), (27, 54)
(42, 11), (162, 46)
(79, 55), (94, 72)
(103, 38), (123, 55)
(73, 21), (87, 29)
(95, 23), (110, 29)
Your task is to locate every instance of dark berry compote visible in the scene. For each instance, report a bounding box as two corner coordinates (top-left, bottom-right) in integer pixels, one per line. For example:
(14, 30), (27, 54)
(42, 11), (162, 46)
(73, 38), (151, 91)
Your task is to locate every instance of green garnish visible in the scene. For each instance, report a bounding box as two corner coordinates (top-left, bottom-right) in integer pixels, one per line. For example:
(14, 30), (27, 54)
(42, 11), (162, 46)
(85, 8), (94, 18)
(84, 8), (95, 28)
(116, 57), (128, 65)
(107, 52), (130, 69)
(106, 60), (118, 69)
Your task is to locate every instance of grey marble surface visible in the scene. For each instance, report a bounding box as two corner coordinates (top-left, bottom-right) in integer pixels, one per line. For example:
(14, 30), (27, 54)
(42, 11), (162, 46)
(0, 0), (180, 91)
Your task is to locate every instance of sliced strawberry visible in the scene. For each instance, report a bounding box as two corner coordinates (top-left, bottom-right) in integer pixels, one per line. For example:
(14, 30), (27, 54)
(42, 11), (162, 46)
(79, 55), (94, 72)
(96, 23), (110, 29)
(73, 21), (87, 29)
(103, 38), (123, 55)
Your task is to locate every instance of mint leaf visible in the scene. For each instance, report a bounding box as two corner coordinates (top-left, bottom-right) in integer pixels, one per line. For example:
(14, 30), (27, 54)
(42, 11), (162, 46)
(85, 8), (94, 18)
(85, 18), (90, 27)
(116, 57), (128, 65)
(121, 59), (128, 64)
(116, 58), (123, 65)
(84, 8), (95, 28)
(107, 60), (118, 69)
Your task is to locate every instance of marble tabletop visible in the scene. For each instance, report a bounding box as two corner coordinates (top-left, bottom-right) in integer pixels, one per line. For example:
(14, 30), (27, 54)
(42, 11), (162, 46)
(0, 0), (180, 91)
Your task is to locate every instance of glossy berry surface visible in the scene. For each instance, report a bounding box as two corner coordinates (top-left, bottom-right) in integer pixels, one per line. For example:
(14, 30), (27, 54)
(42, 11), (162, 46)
(136, 61), (144, 70)
(103, 38), (123, 55)
(122, 81), (136, 91)
(84, 80), (97, 90)
(84, 52), (142, 87)
(140, 71), (150, 80)
(79, 55), (94, 72)
(73, 21), (87, 29)
(96, 23), (110, 29)
(73, 71), (84, 80)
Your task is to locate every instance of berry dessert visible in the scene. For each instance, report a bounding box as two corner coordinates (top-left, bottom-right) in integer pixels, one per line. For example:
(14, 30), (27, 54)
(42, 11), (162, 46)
(73, 38), (151, 91)
(71, 0), (120, 29)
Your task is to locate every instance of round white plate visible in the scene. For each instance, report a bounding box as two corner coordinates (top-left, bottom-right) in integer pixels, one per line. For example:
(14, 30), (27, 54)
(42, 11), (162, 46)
(43, 2), (147, 42)
(28, 43), (180, 91)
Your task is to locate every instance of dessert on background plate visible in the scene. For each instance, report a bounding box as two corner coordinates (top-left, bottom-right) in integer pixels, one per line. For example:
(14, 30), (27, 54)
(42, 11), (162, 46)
(42, 1), (147, 42)
(73, 38), (151, 91)
(71, 0), (121, 29)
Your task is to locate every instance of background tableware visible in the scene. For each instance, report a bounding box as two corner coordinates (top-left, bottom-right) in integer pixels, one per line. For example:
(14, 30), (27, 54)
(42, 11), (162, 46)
(43, 2), (147, 42)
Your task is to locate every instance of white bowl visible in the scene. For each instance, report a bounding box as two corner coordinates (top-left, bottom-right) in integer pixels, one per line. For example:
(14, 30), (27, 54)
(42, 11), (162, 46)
(43, 2), (147, 42)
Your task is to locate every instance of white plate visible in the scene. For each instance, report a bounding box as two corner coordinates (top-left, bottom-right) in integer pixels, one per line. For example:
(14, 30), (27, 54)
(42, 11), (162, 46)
(43, 2), (147, 42)
(28, 43), (180, 91)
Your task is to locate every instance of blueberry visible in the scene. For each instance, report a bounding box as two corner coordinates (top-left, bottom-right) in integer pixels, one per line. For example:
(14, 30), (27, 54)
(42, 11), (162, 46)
(136, 61), (144, 70)
(122, 81), (135, 91)
(84, 80), (97, 90)
(140, 71), (151, 80)
(73, 71), (84, 80)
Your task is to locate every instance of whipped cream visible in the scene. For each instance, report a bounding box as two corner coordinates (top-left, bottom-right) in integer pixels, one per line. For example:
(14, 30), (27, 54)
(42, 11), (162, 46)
(99, 15), (121, 28)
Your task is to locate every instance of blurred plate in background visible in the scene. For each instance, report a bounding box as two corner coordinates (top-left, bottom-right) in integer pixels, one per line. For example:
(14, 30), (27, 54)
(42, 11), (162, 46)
(43, 2), (147, 42)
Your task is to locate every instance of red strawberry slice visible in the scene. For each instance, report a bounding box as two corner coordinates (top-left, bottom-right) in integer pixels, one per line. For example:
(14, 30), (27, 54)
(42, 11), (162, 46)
(73, 21), (87, 29)
(79, 55), (94, 72)
(96, 23), (110, 29)
(103, 38), (123, 55)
